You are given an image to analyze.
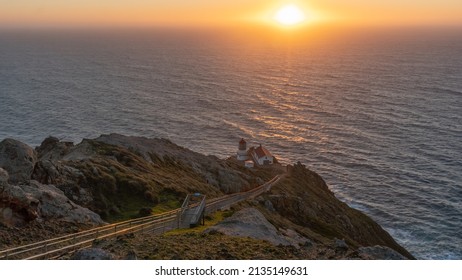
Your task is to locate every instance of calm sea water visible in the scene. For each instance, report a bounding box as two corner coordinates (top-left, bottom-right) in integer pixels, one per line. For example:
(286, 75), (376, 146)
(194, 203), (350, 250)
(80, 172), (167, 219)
(0, 28), (461, 259)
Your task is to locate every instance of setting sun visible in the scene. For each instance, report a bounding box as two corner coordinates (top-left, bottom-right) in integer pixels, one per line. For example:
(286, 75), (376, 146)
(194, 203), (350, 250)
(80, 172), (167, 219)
(274, 4), (305, 26)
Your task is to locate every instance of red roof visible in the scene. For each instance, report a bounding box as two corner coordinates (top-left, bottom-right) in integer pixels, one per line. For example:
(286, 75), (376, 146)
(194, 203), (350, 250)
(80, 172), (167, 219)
(254, 145), (272, 158)
(239, 138), (246, 144)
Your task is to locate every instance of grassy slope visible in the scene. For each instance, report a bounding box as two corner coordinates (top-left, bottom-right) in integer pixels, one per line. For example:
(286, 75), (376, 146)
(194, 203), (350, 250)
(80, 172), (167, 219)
(66, 140), (223, 222)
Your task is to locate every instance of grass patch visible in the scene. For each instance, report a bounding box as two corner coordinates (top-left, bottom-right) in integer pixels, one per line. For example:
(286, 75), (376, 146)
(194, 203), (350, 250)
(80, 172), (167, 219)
(151, 199), (181, 215)
(165, 210), (234, 236)
(104, 194), (156, 223)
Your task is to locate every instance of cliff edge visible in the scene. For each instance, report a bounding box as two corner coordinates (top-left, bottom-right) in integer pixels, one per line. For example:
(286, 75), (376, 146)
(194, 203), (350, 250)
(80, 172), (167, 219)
(0, 134), (413, 259)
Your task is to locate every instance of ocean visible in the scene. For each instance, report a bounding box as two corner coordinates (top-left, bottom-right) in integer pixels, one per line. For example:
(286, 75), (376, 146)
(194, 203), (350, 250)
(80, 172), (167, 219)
(0, 28), (461, 259)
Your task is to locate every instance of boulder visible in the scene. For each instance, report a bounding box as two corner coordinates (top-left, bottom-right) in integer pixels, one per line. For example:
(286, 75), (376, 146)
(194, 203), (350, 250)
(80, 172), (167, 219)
(72, 248), (115, 260)
(280, 228), (313, 248)
(0, 167), (8, 189)
(358, 245), (407, 260)
(334, 238), (349, 250)
(124, 250), (138, 260)
(0, 180), (39, 227)
(0, 139), (37, 184)
(35, 136), (60, 158)
(32, 159), (93, 206)
(0, 180), (104, 227)
(205, 207), (311, 248)
(32, 160), (60, 184)
(264, 199), (275, 212)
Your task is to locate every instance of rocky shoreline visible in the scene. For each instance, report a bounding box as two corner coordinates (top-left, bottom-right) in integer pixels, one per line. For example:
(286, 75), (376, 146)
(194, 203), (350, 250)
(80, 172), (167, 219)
(0, 134), (414, 259)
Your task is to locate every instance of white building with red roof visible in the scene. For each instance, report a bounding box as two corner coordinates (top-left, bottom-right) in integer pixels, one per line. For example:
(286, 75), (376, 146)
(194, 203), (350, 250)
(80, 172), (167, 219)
(236, 139), (274, 166)
(251, 144), (274, 166)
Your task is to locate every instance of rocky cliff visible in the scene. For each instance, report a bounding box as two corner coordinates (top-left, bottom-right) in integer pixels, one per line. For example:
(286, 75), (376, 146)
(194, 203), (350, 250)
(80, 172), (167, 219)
(0, 138), (103, 229)
(253, 162), (414, 259)
(30, 134), (263, 220)
(0, 134), (413, 259)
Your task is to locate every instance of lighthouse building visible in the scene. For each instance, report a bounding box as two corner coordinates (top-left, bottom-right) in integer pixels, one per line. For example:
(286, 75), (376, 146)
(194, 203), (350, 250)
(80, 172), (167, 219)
(236, 138), (249, 161)
(236, 138), (274, 166)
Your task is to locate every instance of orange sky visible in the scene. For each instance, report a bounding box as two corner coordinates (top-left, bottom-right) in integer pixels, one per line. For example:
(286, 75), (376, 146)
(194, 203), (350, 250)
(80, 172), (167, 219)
(1, 0), (462, 28)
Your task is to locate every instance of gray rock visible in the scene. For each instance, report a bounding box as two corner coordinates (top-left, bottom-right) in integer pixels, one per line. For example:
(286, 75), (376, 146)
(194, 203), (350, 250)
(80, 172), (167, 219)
(334, 238), (349, 250)
(358, 245), (407, 260)
(280, 228), (313, 248)
(264, 200), (275, 212)
(35, 136), (60, 158)
(33, 160), (60, 184)
(205, 207), (310, 248)
(0, 180), (104, 227)
(72, 248), (115, 260)
(1, 208), (13, 224)
(0, 167), (8, 188)
(35, 136), (97, 163)
(32, 158), (93, 206)
(124, 250), (138, 260)
(0, 178), (39, 226)
(0, 139), (37, 184)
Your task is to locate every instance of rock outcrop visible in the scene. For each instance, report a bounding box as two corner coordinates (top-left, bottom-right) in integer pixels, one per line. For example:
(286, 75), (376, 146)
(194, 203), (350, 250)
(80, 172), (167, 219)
(0, 167), (8, 189)
(30, 134), (265, 219)
(357, 246), (407, 260)
(0, 176), (103, 227)
(205, 207), (311, 248)
(72, 248), (115, 260)
(0, 139), (37, 184)
(0, 143), (103, 228)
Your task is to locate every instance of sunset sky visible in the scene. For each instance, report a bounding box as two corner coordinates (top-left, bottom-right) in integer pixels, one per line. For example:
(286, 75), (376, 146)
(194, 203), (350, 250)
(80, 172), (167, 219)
(1, 0), (462, 29)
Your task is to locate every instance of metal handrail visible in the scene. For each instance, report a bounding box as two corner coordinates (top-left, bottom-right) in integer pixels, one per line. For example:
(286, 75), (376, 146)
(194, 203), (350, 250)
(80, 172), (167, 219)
(0, 208), (180, 256)
(25, 214), (177, 260)
(0, 174), (283, 260)
(189, 195), (206, 226)
(0, 209), (180, 259)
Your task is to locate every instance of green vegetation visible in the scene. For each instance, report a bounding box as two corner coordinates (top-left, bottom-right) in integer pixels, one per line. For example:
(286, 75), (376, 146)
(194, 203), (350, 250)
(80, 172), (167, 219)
(67, 140), (224, 221)
(104, 195), (154, 223)
(165, 210), (234, 235)
(151, 197), (181, 215)
(96, 231), (311, 260)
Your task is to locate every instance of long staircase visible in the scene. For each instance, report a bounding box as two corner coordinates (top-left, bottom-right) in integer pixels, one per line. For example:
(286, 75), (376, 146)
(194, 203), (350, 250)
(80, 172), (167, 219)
(0, 174), (283, 260)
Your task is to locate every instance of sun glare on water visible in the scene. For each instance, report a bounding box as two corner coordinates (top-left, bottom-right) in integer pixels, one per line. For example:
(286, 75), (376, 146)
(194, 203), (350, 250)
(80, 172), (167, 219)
(274, 4), (306, 26)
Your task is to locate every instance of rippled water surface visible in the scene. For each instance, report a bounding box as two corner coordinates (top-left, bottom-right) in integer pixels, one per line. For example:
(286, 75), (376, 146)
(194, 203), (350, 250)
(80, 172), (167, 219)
(1, 29), (461, 259)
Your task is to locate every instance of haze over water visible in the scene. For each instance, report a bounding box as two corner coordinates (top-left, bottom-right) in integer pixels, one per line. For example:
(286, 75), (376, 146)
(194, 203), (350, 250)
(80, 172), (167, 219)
(1, 28), (461, 259)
